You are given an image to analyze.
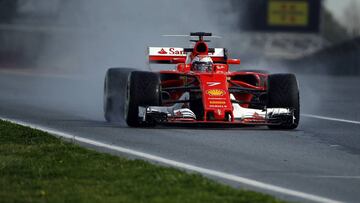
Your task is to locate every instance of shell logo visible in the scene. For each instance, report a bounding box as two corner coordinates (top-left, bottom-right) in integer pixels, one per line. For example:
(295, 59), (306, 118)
(207, 89), (226, 96)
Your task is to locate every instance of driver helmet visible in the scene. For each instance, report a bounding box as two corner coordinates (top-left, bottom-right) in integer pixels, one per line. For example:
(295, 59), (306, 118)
(191, 55), (213, 72)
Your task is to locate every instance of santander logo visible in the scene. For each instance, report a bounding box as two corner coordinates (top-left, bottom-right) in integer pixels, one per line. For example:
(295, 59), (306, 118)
(156, 48), (185, 55)
(158, 48), (168, 54)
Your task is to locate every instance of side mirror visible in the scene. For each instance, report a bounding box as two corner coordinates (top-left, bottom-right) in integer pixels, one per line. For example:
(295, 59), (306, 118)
(172, 58), (186, 64)
(227, 59), (241, 65)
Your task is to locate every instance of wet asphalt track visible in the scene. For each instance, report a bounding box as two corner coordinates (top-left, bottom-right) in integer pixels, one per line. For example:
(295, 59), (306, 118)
(0, 71), (360, 203)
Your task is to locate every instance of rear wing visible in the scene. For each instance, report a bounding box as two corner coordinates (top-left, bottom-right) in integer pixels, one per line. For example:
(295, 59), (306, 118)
(148, 47), (227, 64)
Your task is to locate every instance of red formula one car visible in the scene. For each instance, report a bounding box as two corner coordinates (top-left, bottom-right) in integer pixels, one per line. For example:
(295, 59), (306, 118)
(104, 32), (299, 129)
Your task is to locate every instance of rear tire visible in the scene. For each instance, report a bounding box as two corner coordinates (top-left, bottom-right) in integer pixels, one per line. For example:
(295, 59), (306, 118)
(104, 68), (136, 122)
(267, 74), (300, 130)
(124, 71), (161, 127)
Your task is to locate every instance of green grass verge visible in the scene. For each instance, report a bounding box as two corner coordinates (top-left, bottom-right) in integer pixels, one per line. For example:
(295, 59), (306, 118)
(0, 120), (286, 203)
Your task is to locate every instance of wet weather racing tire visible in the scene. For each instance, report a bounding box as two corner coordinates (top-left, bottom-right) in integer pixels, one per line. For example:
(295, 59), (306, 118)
(267, 74), (300, 130)
(124, 71), (161, 127)
(104, 68), (136, 122)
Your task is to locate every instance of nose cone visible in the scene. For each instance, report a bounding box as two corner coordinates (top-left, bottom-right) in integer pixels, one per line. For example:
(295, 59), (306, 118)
(198, 73), (233, 121)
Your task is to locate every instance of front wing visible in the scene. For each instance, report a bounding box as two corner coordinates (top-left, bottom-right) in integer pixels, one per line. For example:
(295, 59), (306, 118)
(138, 106), (295, 126)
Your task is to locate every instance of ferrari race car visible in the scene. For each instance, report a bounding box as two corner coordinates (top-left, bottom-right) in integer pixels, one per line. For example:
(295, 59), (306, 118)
(104, 32), (300, 129)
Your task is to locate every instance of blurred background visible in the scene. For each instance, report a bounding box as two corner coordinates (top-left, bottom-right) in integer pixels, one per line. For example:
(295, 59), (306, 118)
(0, 0), (359, 75)
(0, 0), (359, 120)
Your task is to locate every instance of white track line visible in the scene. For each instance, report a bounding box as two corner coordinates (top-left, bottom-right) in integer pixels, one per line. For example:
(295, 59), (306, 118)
(302, 114), (360, 125)
(313, 175), (360, 179)
(0, 117), (342, 203)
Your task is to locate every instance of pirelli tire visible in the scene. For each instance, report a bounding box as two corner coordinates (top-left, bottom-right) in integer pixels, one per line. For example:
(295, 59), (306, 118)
(104, 67), (136, 122)
(124, 71), (161, 127)
(267, 74), (300, 130)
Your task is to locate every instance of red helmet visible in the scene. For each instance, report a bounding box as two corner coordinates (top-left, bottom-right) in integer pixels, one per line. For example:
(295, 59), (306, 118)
(191, 55), (213, 72)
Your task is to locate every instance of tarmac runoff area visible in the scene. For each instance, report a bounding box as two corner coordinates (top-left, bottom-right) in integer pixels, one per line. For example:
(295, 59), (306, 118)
(0, 71), (359, 203)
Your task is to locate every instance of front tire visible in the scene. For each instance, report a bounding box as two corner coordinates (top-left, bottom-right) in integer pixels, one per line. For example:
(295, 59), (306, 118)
(124, 71), (161, 127)
(267, 74), (300, 130)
